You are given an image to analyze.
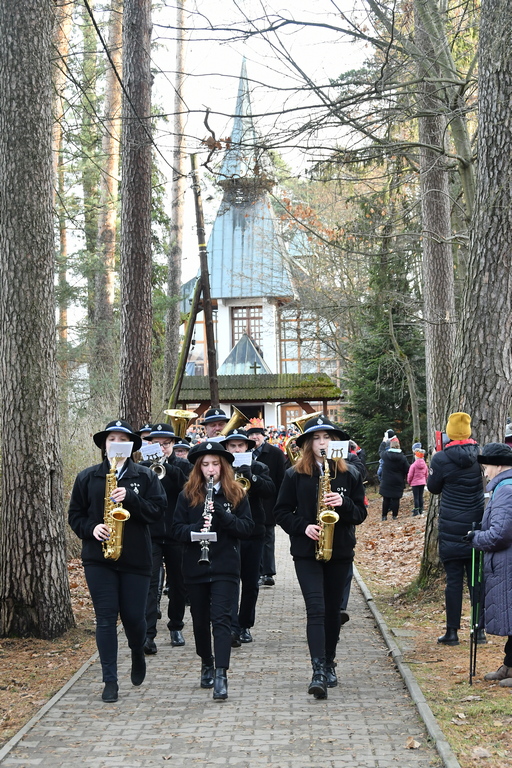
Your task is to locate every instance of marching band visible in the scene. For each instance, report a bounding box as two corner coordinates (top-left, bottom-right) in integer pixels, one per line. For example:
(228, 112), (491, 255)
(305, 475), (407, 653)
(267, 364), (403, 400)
(68, 407), (367, 703)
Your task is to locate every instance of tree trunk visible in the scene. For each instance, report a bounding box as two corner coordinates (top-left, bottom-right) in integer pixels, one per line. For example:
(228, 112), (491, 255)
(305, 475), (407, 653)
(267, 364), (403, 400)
(448, 0), (512, 442)
(0, 0), (75, 638)
(415, 2), (457, 584)
(92, 0), (123, 404)
(119, 0), (153, 427)
(163, 0), (187, 402)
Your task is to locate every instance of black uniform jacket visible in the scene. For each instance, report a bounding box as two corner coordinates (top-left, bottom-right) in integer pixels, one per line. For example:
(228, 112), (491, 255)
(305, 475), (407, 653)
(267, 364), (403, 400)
(427, 440), (484, 561)
(140, 455), (187, 539)
(234, 459), (275, 539)
(378, 450), (410, 498)
(171, 488), (254, 585)
(254, 442), (286, 525)
(68, 458), (167, 576)
(274, 461), (367, 560)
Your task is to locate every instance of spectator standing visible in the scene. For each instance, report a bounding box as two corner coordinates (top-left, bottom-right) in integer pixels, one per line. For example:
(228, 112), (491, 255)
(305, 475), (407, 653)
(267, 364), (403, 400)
(379, 437), (409, 520)
(407, 448), (429, 516)
(469, 443), (512, 685)
(427, 412), (484, 646)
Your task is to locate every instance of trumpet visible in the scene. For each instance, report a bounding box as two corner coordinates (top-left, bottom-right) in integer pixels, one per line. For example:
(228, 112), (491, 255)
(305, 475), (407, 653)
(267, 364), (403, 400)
(235, 471), (251, 491)
(149, 455), (166, 479)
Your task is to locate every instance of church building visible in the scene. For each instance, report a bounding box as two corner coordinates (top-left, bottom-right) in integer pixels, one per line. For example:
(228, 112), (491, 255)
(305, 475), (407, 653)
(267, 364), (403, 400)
(179, 61), (343, 426)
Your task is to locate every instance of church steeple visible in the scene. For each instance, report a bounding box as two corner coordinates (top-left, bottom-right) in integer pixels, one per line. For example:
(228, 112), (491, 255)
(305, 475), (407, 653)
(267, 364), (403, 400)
(218, 59), (274, 195)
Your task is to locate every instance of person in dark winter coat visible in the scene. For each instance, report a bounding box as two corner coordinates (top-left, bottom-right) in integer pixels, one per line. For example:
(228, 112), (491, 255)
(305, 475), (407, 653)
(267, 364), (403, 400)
(427, 412), (484, 646)
(379, 437), (409, 520)
(274, 416), (367, 700)
(171, 441), (253, 701)
(246, 423), (287, 587)
(466, 443), (512, 686)
(221, 429), (275, 645)
(68, 420), (167, 703)
(140, 423), (189, 654)
(376, 429), (395, 480)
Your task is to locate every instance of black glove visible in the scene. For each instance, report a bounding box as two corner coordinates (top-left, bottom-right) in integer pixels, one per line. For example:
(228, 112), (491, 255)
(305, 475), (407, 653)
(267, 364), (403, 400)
(214, 504), (233, 528)
(191, 516), (208, 533)
(236, 465), (252, 479)
(462, 530), (475, 543)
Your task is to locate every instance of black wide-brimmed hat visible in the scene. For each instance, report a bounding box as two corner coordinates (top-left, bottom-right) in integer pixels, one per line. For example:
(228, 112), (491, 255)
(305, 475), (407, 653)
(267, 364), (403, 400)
(93, 419), (142, 451)
(187, 441), (235, 465)
(295, 415), (350, 448)
(220, 428), (256, 450)
(147, 423), (177, 441)
(137, 423), (153, 436)
(202, 407), (229, 424)
(477, 442), (512, 466)
(174, 437), (191, 450)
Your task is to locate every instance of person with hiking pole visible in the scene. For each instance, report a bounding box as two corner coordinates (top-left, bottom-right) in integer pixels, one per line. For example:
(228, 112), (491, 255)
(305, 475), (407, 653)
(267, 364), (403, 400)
(465, 443), (512, 685)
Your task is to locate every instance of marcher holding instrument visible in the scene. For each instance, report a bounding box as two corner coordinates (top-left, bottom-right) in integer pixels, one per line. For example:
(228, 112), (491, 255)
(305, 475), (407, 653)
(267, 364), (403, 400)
(274, 415), (367, 699)
(171, 441), (253, 700)
(67, 420), (167, 703)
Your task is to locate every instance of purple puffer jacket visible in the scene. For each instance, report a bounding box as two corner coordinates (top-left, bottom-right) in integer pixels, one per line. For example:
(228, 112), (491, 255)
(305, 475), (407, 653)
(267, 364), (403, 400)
(472, 467), (512, 636)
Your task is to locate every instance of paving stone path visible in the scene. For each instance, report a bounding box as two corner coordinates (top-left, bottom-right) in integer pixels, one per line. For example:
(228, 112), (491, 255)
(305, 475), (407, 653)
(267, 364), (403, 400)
(0, 530), (443, 768)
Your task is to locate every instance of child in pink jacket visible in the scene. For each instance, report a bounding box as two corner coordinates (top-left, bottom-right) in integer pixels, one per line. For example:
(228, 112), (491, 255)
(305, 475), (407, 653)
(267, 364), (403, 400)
(407, 448), (429, 516)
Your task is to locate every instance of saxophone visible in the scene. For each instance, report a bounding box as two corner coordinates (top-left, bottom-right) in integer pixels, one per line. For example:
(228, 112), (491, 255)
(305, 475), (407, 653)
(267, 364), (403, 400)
(315, 450), (339, 562)
(102, 456), (131, 561)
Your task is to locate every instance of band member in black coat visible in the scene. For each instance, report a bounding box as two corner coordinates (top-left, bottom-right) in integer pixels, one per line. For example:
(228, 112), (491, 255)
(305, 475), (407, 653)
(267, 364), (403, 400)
(171, 441), (254, 701)
(246, 424), (286, 586)
(68, 420), (167, 703)
(274, 415), (367, 699)
(202, 407), (230, 439)
(141, 423), (189, 654)
(221, 429), (275, 644)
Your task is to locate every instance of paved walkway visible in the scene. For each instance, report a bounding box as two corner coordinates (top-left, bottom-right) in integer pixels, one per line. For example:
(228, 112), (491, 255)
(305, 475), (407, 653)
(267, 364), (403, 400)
(0, 530), (443, 768)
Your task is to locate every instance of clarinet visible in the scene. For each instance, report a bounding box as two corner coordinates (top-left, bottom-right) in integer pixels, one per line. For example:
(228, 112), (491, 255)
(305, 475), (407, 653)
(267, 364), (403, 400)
(198, 475), (214, 565)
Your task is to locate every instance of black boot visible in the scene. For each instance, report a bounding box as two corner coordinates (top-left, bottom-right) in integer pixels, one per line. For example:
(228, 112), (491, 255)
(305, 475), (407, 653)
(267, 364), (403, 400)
(308, 658), (327, 699)
(131, 649), (146, 685)
(437, 627), (459, 646)
(201, 657), (215, 689)
(476, 628), (487, 645)
(102, 681), (119, 702)
(325, 658), (337, 688)
(213, 668), (228, 701)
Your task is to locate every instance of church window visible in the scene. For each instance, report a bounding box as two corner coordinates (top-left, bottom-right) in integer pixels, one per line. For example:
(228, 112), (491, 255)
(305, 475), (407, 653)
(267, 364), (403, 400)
(231, 306), (263, 349)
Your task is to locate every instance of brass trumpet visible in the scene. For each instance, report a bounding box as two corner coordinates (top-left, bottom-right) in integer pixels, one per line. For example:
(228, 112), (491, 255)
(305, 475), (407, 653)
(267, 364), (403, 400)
(234, 471), (251, 491)
(149, 456), (166, 479)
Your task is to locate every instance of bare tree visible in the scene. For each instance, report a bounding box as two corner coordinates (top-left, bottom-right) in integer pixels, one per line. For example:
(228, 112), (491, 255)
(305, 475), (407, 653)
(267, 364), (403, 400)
(449, 0), (512, 442)
(163, 0), (188, 402)
(119, 0), (153, 427)
(0, 0), (74, 638)
(92, 0), (123, 401)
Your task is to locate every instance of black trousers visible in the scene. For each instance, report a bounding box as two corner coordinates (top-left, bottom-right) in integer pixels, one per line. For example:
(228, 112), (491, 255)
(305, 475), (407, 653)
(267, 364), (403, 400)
(381, 497), (400, 518)
(146, 538), (186, 638)
(412, 485), (425, 510)
(231, 538), (264, 633)
(85, 565), (150, 682)
(294, 557), (352, 662)
(503, 637), (512, 666)
(260, 524), (276, 576)
(443, 558), (472, 629)
(187, 580), (239, 669)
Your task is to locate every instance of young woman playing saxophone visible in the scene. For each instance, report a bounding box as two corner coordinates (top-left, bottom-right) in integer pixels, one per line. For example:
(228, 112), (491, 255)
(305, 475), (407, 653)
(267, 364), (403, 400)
(274, 415), (367, 699)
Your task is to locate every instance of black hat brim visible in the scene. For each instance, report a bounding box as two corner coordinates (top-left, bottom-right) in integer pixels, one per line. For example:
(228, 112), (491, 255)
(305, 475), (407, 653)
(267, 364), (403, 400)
(477, 455), (512, 466)
(93, 429), (142, 452)
(187, 443), (235, 464)
(295, 427), (350, 449)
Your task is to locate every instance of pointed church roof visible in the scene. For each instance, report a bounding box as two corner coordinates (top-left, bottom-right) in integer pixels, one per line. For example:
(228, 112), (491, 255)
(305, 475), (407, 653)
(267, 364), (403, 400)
(218, 59), (274, 188)
(218, 333), (272, 376)
(206, 60), (295, 301)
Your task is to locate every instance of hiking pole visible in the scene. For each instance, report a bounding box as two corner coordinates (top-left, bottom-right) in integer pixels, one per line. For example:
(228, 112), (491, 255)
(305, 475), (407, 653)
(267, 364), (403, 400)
(469, 544), (483, 685)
